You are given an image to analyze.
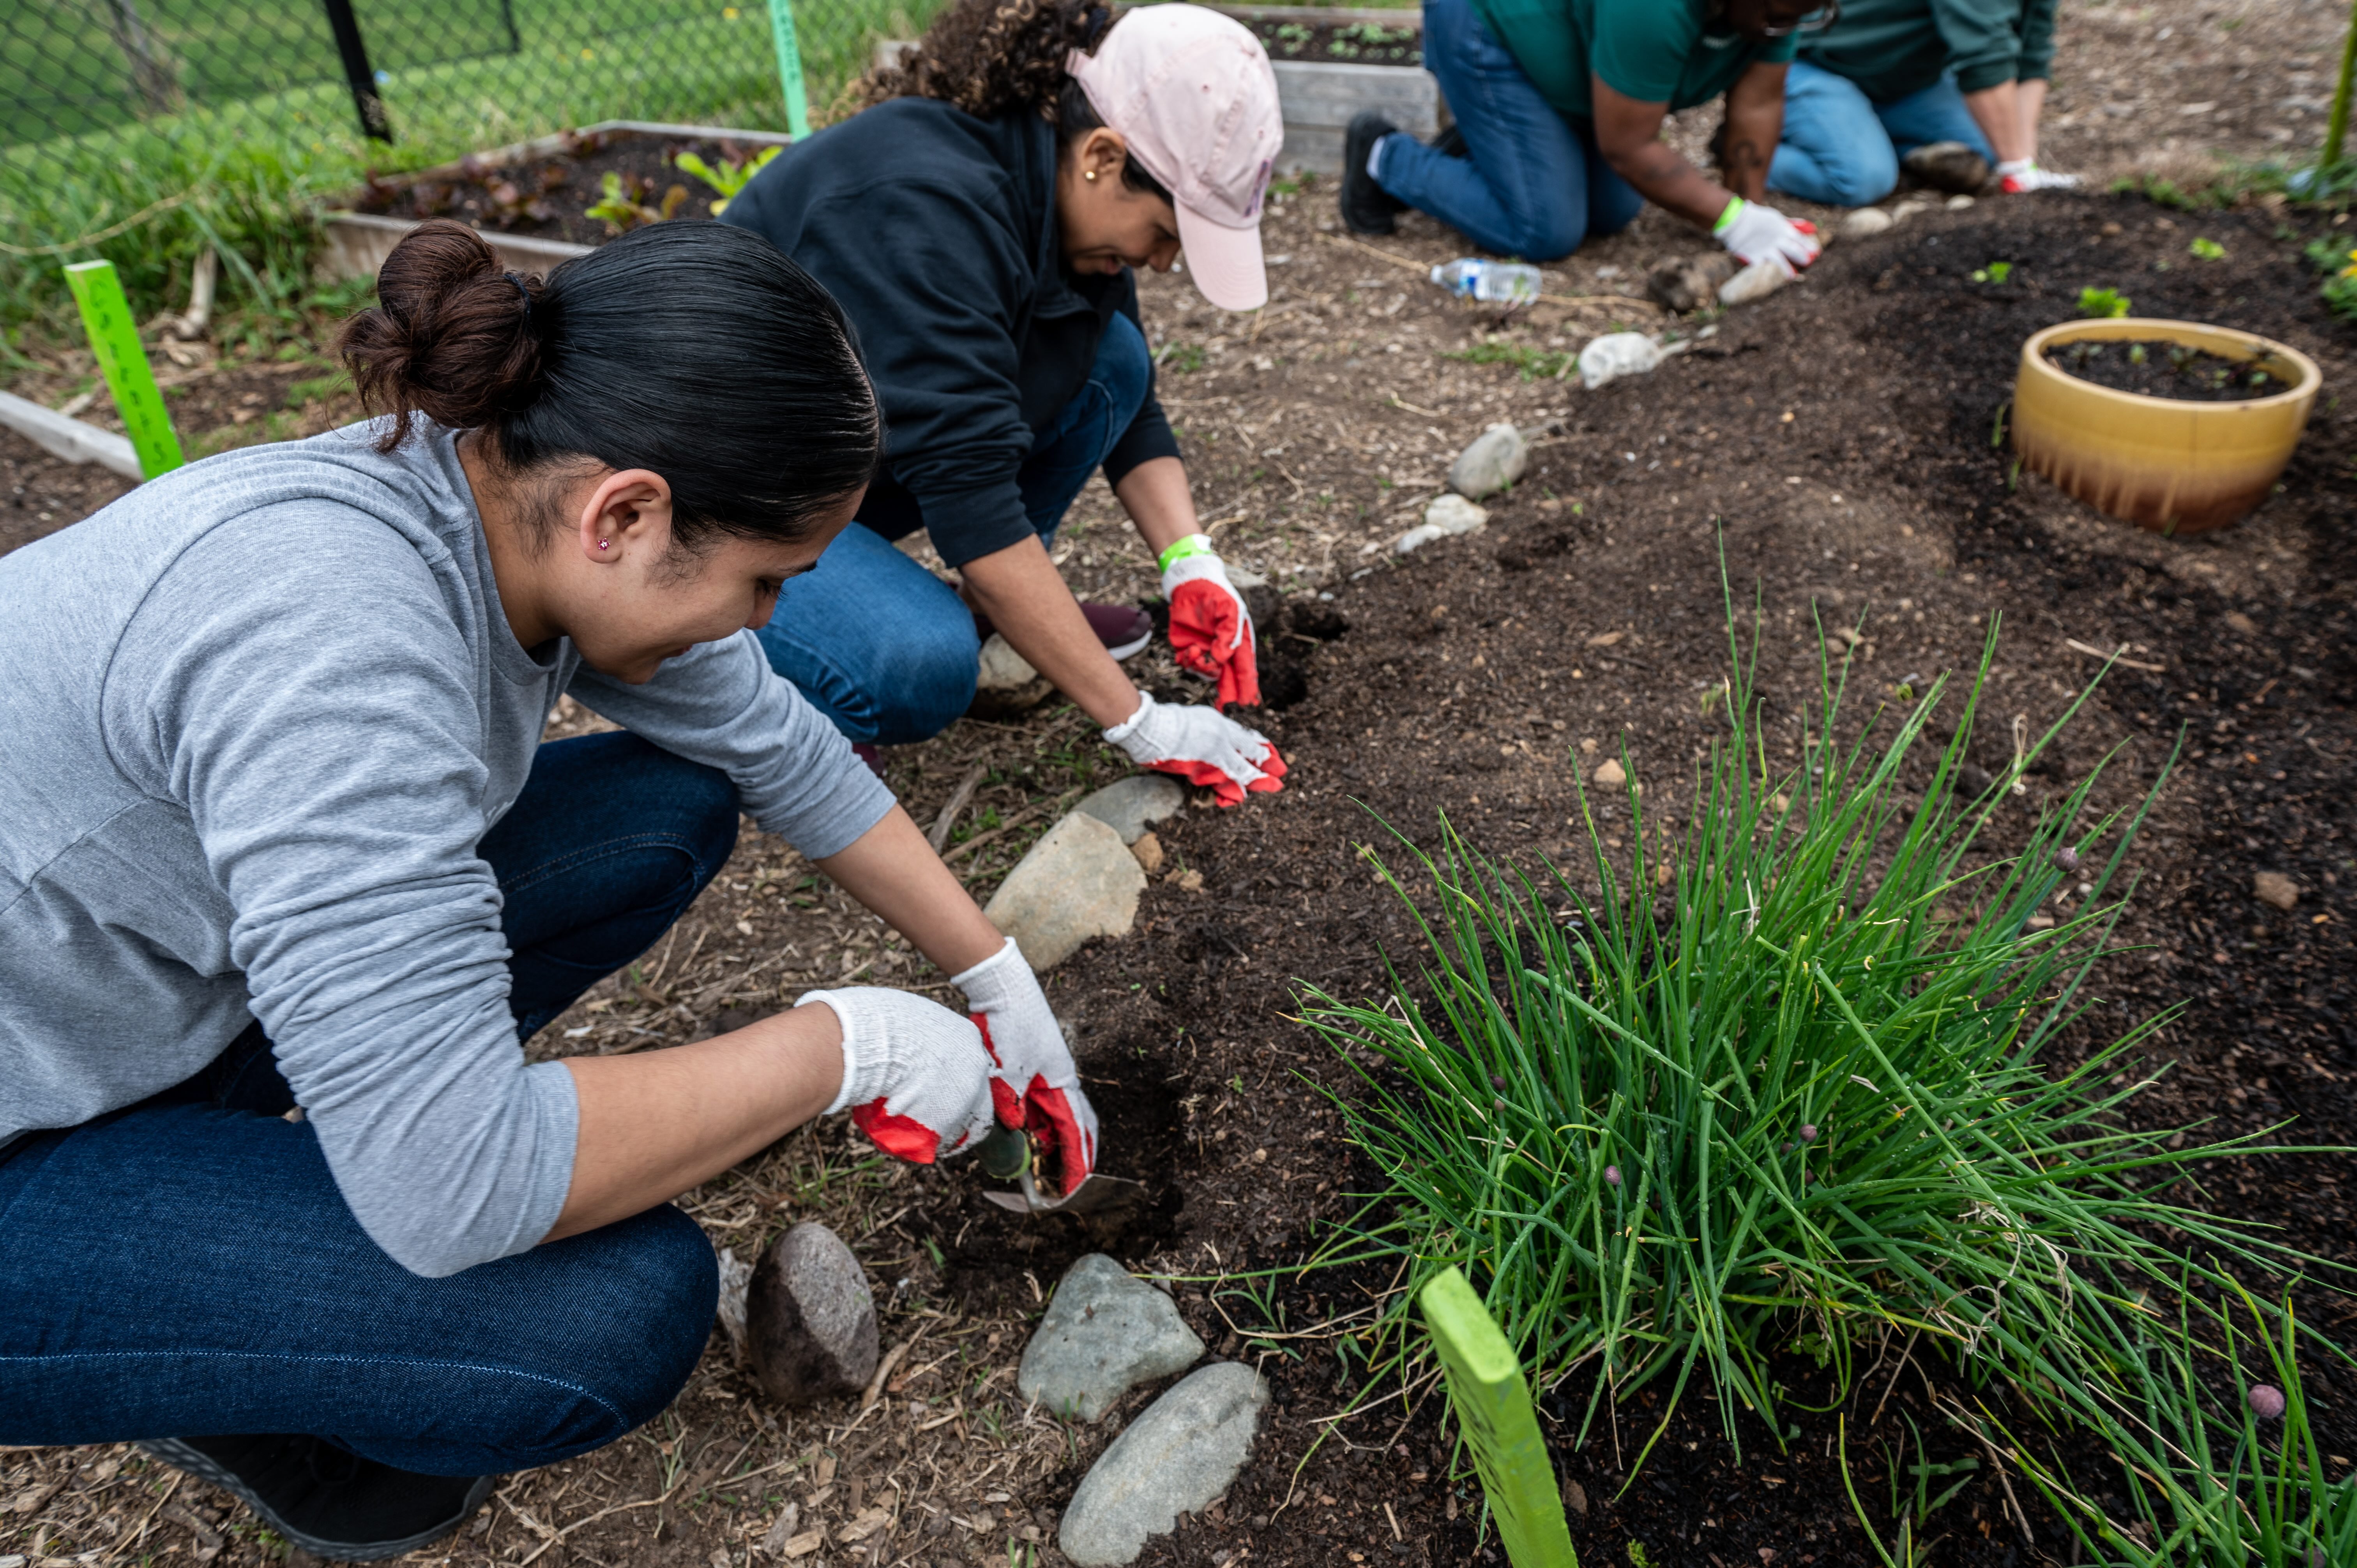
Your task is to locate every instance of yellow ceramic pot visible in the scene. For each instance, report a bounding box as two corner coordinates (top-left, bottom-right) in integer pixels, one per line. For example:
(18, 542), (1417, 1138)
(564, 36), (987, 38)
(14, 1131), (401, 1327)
(2011, 318), (2320, 535)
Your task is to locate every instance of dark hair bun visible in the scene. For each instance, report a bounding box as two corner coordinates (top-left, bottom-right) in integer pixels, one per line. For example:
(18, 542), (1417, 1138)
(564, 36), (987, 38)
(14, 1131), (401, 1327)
(339, 219), (542, 449)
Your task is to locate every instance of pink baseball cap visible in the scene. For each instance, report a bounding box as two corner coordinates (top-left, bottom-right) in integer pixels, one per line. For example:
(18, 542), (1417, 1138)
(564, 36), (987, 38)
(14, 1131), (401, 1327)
(1069, 4), (1282, 311)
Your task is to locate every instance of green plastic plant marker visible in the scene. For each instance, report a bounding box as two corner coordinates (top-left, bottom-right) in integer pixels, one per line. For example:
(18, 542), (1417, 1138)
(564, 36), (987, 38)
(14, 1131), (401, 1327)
(765, 0), (810, 140)
(1421, 1266), (1578, 1568)
(63, 260), (182, 480)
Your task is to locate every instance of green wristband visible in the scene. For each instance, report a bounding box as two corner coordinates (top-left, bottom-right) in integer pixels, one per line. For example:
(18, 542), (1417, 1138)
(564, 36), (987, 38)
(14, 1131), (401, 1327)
(1711, 196), (1745, 238)
(1157, 532), (1216, 574)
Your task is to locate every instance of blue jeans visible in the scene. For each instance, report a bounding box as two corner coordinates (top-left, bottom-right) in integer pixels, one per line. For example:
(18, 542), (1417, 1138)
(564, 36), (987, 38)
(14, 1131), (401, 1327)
(758, 311), (1154, 745)
(1371, 0), (1643, 260)
(1768, 60), (1996, 207)
(0, 731), (732, 1473)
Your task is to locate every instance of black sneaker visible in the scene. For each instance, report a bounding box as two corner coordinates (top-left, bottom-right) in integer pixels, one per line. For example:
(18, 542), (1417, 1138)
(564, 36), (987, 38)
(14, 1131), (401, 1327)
(1433, 121), (1467, 160)
(140, 1435), (496, 1562)
(1901, 140), (1991, 194)
(1341, 110), (1408, 235)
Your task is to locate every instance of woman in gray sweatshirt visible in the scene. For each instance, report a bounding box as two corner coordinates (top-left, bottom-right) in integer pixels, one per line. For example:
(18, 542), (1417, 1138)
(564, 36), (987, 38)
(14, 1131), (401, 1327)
(0, 219), (1097, 1559)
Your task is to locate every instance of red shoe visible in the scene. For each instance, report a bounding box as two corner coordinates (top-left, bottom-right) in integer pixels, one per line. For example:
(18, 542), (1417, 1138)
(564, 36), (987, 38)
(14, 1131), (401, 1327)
(974, 604), (1152, 662)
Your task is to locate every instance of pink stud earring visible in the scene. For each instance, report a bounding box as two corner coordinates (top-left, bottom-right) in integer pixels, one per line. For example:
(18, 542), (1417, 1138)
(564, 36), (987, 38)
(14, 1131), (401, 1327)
(597, 540), (611, 550)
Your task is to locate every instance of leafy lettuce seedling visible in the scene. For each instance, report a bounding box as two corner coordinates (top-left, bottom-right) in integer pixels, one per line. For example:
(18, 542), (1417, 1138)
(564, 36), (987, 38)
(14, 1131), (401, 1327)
(2189, 236), (2226, 260)
(673, 145), (782, 216)
(2078, 285), (2132, 318)
(1971, 261), (2013, 284)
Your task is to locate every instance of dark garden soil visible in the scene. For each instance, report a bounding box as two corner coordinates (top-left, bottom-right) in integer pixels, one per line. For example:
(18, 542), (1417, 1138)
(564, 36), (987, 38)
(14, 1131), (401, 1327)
(9, 180), (2357, 1568)
(1024, 191), (2357, 1566)
(352, 128), (767, 247)
(1246, 16), (1421, 67)
(2044, 336), (2291, 400)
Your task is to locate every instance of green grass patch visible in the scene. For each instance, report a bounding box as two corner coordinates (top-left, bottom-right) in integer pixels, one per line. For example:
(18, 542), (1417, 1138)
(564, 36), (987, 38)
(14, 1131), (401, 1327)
(1447, 340), (1575, 381)
(1, 0), (940, 339)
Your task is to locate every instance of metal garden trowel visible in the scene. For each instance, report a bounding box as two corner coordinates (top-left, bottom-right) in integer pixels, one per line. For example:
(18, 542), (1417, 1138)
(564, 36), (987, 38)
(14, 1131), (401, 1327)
(975, 1123), (1141, 1217)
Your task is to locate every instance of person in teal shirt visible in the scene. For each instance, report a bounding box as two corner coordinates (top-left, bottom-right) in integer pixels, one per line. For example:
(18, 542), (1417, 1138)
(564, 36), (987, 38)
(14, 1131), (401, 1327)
(1768, 0), (2072, 206)
(1340, 0), (1832, 270)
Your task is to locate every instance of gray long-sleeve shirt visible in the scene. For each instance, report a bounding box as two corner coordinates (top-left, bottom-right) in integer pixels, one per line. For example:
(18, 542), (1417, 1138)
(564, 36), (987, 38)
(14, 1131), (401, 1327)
(0, 422), (893, 1277)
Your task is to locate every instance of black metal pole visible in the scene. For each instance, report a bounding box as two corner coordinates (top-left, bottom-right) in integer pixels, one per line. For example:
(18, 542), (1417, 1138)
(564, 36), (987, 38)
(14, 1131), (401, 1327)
(499, 0), (521, 55)
(319, 0), (393, 141)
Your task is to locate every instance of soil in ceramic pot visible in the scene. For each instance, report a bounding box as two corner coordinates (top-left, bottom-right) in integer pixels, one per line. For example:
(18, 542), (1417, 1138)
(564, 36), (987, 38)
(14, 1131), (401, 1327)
(1251, 16), (1421, 65)
(350, 129), (767, 249)
(2043, 337), (2287, 402)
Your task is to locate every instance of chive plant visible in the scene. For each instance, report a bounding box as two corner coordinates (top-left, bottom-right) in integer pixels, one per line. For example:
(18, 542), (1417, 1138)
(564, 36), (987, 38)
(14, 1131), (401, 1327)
(1303, 621), (2323, 1474)
(1995, 1287), (2357, 1567)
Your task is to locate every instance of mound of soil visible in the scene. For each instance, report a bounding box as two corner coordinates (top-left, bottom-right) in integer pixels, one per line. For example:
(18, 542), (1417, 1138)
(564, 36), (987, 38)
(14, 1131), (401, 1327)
(2046, 335), (2291, 399)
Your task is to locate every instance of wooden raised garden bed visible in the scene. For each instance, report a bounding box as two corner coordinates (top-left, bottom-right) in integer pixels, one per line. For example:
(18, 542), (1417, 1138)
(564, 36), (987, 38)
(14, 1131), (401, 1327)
(318, 119), (795, 282)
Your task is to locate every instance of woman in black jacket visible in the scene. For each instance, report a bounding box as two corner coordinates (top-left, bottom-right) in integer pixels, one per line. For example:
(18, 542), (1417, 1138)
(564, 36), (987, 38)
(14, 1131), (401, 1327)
(724, 0), (1289, 805)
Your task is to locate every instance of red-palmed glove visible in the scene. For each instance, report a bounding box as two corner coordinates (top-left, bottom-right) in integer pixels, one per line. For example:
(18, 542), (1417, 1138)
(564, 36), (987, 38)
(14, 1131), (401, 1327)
(799, 986), (996, 1166)
(1714, 196), (1820, 278)
(1159, 533), (1260, 710)
(1104, 690), (1286, 807)
(953, 935), (1099, 1195)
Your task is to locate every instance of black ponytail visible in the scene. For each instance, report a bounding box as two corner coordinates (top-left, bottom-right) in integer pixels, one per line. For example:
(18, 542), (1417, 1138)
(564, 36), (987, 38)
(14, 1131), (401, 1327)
(339, 218), (878, 550)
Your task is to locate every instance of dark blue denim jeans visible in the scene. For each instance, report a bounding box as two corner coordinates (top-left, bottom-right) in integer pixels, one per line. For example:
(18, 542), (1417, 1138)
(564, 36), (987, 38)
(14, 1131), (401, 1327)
(0, 732), (733, 1473)
(756, 309), (1154, 745)
(1768, 60), (1997, 207)
(1372, 0), (1645, 259)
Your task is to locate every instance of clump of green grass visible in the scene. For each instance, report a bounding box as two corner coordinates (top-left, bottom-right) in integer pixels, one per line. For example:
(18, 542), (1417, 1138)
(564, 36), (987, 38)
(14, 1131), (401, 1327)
(1302, 614), (2322, 1473)
(1448, 340), (1576, 381)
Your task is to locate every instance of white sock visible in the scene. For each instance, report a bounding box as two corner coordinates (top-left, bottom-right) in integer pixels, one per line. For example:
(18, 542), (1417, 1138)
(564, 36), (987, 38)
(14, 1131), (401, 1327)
(1366, 133), (1391, 183)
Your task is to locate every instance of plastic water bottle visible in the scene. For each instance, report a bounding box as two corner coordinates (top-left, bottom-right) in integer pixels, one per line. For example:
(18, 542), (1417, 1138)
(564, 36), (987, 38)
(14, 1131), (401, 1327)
(1429, 258), (1542, 305)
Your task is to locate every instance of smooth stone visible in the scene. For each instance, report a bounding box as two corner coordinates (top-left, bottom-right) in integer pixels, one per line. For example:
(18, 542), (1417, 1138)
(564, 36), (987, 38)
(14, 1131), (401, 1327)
(1057, 1363), (1270, 1566)
(1643, 251), (1738, 313)
(2255, 871), (2300, 911)
(1447, 422), (1528, 499)
(972, 632), (1052, 719)
(1073, 773), (1186, 846)
(1397, 494), (1488, 554)
(1592, 758), (1627, 790)
(983, 812), (1147, 969)
(1577, 330), (1667, 390)
(1946, 193), (1976, 210)
(1839, 207), (1895, 240)
(745, 1222), (877, 1407)
(1717, 257), (1791, 307)
(977, 632), (1038, 690)
(1890, 200), (1931, 224)
(1018, 1254), (1205, 1422)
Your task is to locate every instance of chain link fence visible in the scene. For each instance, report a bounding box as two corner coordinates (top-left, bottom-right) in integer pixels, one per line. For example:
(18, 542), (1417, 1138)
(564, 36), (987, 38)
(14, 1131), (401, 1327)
(1, 0), (936, 318)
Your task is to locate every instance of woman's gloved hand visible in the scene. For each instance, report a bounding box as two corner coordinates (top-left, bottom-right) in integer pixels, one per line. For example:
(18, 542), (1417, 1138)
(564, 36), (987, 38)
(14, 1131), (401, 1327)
(954, 936), (1098, 1195)
(1158, 533), (1260, 710)
(798, 987), (996, 1165)
(1105, 691), (1287, 808)
(1714, 196), (1820, 277)
(1996, 158), (2079, 193)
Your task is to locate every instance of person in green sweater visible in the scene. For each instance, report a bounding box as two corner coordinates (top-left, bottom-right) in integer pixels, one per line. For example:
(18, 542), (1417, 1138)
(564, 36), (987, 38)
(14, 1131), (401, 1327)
(1340, 0), (1830, 272)
(1767, 0), (2072, 206)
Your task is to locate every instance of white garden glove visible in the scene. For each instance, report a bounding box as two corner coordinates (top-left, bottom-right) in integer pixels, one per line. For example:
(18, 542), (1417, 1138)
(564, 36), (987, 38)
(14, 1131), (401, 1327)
(1105, 690), (1288, 808)
(1158, 534), (1260, 710)
(954, 936), (1099, 1195)
(799, 987), (995, 1165)
(1714, 196), (1820, 277)
(1997, 158), (2079, 193)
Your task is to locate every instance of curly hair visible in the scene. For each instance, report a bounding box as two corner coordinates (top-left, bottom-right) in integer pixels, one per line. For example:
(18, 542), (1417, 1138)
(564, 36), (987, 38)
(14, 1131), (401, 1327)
(862, 0), (1171, 200)
(862, 0), (1105, 119)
